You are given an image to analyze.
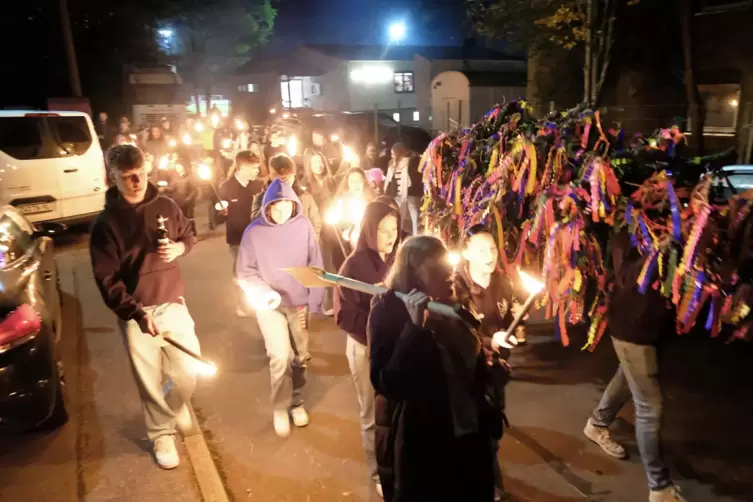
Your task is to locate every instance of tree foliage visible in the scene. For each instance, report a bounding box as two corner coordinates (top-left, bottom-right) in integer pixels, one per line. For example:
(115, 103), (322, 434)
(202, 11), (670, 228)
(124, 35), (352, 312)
(154, 0), (275, 104)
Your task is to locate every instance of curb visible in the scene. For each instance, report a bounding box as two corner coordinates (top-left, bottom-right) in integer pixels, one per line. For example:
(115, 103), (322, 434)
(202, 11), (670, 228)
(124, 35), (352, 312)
(182, 405), (229, 502)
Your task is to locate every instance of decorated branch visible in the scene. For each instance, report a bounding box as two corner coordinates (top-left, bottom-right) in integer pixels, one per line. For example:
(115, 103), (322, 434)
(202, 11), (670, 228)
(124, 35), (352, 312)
(418, 100), (753, 348)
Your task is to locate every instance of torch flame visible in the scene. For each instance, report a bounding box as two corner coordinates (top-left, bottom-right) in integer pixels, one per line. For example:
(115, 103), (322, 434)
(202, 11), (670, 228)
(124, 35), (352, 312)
(197, 164), (212, 181)
(287, 136), (298, 157)
(182, 133), (192, 145)
(519, 269), (544, 295)
(448, 251), (462, 268)
(325, 200), (344, 225)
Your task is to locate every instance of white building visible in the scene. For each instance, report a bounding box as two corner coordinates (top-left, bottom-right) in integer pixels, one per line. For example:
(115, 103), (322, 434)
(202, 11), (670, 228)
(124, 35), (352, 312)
(228, 43), (526, 130)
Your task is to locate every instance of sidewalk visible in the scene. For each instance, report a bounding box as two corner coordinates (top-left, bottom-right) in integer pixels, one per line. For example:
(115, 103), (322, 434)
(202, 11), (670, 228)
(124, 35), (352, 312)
(56, 249), (202, 502)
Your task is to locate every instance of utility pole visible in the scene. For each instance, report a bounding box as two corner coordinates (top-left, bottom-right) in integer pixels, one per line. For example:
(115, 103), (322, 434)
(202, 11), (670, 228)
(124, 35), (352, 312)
(58, 0), (82, 96)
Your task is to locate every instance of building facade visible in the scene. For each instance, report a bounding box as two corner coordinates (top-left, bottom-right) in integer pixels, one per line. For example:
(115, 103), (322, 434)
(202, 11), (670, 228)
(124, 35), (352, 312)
(228, 44), (525, 130)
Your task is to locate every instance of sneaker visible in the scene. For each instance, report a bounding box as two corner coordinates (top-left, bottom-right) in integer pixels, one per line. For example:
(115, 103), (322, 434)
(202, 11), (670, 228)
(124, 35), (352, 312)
(153, 435), (180, 469)
(273, 410), (291, 438)
(290, 406), (309, 427)
(494, 488), (512, 501)
(649, 485), (687, 502)
(375, 482), (384, 499)
(322, 308), (334, 317)
(584, 420), (627, 459)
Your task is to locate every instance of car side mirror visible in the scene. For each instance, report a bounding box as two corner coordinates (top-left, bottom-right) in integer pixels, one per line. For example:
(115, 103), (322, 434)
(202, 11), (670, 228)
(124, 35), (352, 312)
(33, 222), (67, 238)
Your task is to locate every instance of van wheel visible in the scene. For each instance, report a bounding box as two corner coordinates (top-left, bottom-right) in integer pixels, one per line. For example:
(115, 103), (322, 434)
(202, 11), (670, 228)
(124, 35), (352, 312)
(44, 361), (70, 429)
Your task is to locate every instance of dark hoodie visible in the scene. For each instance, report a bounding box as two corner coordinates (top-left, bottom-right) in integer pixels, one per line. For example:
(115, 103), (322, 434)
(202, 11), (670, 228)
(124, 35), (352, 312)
(236, 180), (324, 312)
(334, 201), (398, 344)
(89, 184), (196, 322)
(454, 266), (516, 344)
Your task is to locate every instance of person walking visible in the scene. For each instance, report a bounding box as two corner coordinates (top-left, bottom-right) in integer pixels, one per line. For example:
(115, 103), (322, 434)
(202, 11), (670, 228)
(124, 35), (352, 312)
(384, 144), (422, 235)
(216, 151), (265, 317)
(334, 201), (400, 498)
(583, 231), (687, 502)
(236, 179), (324, 438)
(89, 144), (199, 470)
(368, 236), (509, 502)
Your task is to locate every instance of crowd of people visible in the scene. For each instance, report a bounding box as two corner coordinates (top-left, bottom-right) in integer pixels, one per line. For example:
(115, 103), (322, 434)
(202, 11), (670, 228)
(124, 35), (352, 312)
(88, 113), (687, 502)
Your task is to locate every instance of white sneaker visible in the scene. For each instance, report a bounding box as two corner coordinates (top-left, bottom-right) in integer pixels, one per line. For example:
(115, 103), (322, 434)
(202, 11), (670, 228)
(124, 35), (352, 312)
(290, 406), (309, 427)
(375, 482), (384, 499)
(322, 308), (334, 317)
(273, 410), (291, 438)
(153, 435), (180, 469)
(584, 420), (627, 459)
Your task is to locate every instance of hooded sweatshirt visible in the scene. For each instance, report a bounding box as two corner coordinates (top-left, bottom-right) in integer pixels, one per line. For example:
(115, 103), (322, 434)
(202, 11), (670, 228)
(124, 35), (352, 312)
(90, 184), (196, 322)
(334, 201), (398, 344)
(236, 179), (324, 312)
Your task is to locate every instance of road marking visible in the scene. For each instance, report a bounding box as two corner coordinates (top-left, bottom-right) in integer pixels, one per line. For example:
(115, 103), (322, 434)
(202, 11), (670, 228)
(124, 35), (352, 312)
(182, 405), (230, 502)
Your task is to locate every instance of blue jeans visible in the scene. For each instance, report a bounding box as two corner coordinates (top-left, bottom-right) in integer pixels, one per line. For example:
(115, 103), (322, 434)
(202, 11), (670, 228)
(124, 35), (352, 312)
(590, 337), (670, 491)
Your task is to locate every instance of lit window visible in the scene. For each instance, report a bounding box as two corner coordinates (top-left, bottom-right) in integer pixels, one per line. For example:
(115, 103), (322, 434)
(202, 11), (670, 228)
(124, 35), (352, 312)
(394, 72), (414, 93)
(393, 113), (401, 122)
(237, 84), (257, 93)
(688, 83), (741, 134)
(413, 111), (420, 122)
(280, 79), (304, 109)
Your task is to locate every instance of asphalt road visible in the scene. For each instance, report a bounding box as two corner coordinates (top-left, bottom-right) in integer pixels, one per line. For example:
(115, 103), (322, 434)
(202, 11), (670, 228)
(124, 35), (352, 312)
(1, 211), (752, 502)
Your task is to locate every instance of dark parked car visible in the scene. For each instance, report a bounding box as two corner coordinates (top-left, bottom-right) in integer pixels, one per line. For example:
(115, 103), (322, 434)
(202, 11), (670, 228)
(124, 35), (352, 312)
(0, 207), (67, 431)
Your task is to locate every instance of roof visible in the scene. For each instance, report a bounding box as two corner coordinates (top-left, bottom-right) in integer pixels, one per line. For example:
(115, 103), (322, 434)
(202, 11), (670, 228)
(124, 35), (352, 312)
(304, 44), (523, 62)
(0, 110), (88, 117)
(233, 51), (333, 76)
(463, 71), (527, 87)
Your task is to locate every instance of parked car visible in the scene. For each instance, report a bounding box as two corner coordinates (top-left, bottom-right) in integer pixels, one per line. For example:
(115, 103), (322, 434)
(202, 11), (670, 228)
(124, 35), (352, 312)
(0, 111), (107, 225)
(0, 207), (67, 431)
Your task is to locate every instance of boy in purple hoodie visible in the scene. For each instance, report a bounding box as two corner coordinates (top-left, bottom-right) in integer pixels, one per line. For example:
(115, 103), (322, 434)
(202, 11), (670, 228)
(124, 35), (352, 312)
(236, 179), (324, 438)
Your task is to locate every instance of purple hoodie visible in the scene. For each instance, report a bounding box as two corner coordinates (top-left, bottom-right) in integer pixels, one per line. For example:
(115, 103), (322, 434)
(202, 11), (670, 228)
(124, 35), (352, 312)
(236, 179), (324, 312)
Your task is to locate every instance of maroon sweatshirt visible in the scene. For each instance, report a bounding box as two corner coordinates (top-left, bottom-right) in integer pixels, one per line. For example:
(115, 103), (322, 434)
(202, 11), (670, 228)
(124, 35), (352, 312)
(334, 201), (399, 344)
(89, 184), (196, 322)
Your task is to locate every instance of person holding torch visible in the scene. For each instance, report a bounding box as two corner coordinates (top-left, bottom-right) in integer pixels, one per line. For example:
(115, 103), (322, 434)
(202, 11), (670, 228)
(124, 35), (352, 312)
(333, 200), (400, 498)
(236, 179), (324, 438)
(90, 145), (200, 470)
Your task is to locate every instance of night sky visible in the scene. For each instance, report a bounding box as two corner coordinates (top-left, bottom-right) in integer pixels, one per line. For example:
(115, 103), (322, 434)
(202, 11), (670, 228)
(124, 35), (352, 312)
(0, 0), (469, 108)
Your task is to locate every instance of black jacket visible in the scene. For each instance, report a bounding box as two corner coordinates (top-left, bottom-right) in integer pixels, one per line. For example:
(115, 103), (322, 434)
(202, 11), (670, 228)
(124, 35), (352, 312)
(334, 202), (398, 344)
(607, 232), (675, 345)
(368, 292), (505, 502)
(218, 175), (265, 245)
(90, 184), (196, 322)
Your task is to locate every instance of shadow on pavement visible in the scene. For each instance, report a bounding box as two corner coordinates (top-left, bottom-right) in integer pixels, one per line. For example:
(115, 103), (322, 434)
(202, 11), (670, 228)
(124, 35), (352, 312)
(0, 292), (104, 500)
(512, 324), (753, 499)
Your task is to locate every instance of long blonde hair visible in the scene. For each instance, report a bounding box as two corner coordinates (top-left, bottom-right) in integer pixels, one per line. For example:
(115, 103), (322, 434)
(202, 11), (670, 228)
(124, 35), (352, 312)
(385, 235), (447, 293)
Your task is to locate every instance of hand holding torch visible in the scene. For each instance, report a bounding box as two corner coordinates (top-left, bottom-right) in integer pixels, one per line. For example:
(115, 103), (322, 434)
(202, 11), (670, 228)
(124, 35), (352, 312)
(492, 269), (545, 349)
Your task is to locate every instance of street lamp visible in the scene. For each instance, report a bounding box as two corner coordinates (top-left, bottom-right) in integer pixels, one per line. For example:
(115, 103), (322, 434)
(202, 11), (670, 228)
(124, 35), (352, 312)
(158, 28), (174, 38)
(388, 21), (406, 43)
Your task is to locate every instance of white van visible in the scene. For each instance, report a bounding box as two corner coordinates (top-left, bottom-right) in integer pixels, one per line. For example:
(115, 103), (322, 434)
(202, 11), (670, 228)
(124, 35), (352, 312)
(0, 111), (107, 224)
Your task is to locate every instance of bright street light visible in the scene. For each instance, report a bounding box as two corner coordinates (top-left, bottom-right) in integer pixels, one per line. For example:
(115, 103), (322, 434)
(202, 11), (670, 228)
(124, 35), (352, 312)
(388, 21), (406, 43)
(158, 29), (173, 38)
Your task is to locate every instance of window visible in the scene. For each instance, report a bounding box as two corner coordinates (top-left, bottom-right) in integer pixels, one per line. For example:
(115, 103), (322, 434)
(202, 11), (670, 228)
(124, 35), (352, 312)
(394, 72), (414, 93)
(393, 113), (401, 122)
(0, 118), (43, 160)
(413, 111), (420, 122)
(697, 83), (740, 134)
(281, 78), (304, 109)
(237, 84), (257, 93)
(48, 117), (92, 155)
(309, 83), (321, 96)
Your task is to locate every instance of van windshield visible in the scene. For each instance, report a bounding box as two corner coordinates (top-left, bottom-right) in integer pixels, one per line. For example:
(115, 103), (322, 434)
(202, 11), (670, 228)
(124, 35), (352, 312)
(0, 115), (93, 160)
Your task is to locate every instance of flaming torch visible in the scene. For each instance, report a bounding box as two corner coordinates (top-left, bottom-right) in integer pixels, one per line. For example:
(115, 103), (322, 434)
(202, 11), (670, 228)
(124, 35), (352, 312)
(492, 269), (545, 349)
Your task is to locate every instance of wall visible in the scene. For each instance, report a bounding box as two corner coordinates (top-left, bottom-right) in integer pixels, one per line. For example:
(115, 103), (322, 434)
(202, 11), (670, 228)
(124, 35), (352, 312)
(469, 86), (527, 123)
(431, 72), (471, 131)
(414, 55), (434, 129)
(346, 60), (418, 114)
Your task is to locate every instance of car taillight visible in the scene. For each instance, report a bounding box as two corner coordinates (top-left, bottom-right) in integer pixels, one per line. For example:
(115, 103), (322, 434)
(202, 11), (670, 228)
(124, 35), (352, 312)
(0, 305), (41, 347)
